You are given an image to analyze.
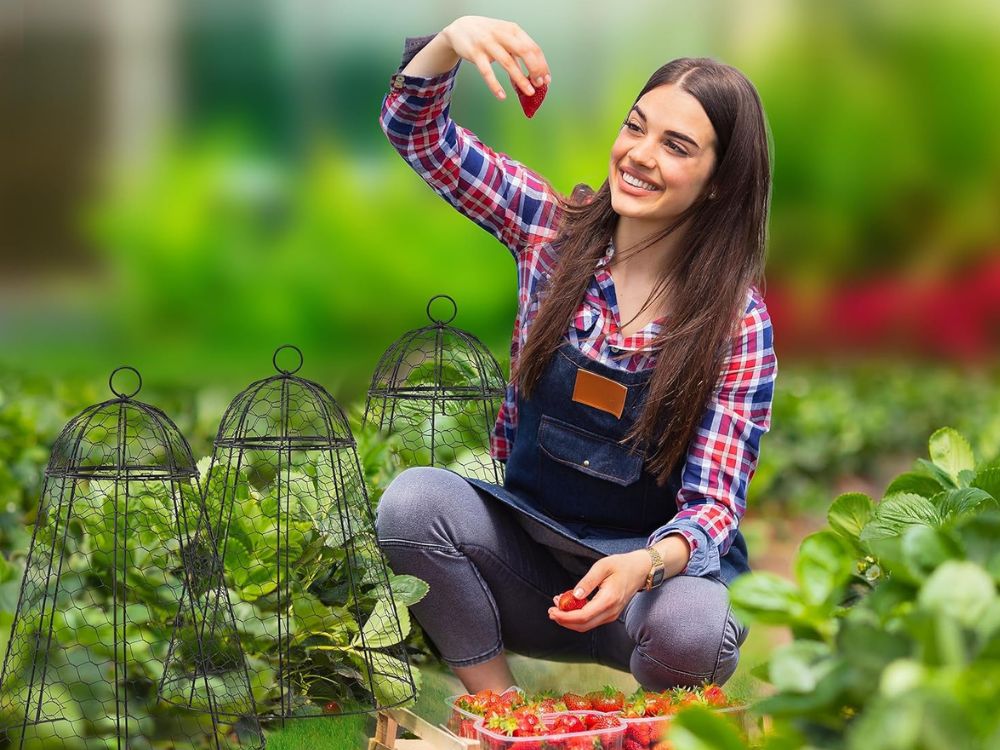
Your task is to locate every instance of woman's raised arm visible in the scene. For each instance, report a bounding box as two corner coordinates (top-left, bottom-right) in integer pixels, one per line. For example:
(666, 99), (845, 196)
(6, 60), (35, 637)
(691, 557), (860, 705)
(379, 17), (561, 259)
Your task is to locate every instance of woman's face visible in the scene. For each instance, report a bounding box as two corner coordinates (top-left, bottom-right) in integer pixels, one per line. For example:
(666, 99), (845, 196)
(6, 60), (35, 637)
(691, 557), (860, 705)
(608, 83), (718, 229)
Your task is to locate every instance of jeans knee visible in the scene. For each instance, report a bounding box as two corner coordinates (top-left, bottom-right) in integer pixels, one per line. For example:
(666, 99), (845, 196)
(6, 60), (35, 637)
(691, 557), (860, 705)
(375, 466), (461, 543)
(628, 579), (741, 689)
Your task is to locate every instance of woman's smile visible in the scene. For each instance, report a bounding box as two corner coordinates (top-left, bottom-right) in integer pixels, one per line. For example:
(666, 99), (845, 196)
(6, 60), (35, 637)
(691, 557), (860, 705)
(617, 167), (663, 195)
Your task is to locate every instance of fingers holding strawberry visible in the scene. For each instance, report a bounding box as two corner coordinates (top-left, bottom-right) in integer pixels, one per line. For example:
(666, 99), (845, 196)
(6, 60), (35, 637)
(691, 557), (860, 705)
(442, 15), (551, 104)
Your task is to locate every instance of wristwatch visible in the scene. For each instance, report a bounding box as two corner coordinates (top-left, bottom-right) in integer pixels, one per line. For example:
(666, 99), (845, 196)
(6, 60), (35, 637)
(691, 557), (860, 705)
(642, 546), (666, 591)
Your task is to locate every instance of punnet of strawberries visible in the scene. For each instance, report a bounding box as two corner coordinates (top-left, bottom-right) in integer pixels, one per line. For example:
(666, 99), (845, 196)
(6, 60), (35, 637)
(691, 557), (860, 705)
(446, 687), (528, 739)
(448, 683), (733, 747)
(477, 710), (626, 750)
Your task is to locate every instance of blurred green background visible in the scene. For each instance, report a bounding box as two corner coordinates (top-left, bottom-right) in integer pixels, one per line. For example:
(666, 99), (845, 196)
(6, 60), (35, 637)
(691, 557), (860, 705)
(2, 0), (999, 398)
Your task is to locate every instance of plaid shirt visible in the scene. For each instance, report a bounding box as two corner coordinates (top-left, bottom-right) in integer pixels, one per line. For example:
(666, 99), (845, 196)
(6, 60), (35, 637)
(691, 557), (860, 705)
(379, 38), (777, 578)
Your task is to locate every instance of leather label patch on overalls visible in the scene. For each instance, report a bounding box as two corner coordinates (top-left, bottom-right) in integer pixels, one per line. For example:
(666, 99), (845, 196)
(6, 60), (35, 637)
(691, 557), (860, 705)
(571, 367), (628, 419)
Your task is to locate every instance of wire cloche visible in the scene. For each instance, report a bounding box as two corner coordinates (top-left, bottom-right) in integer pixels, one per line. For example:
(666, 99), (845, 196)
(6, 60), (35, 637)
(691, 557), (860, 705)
(363, 295), (506, 483)
(162, 346), (416, 722)
(0, 367), (263, 749)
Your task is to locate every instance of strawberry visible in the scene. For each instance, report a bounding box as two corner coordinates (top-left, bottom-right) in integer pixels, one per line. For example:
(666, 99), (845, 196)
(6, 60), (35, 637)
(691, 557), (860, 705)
(587, 685), (625, 712)
(553, 714), (586, 733)
(624, 739), (645, 750)
(700, 684), (729, 707)
(587, 715), (621, 731)
(557, 590), (587, 611)
(626, 722), (652, 746)
(458, 719), (476, 738)
(516, 81), (548, 118)
(645, 695), (675, 717)
(536, 697), (567, 713)
(562, 692), (592, 711)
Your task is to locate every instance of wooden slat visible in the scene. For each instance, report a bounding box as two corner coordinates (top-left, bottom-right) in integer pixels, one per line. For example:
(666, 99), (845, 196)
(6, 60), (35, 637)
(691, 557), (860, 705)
(384, 709), (478, 750)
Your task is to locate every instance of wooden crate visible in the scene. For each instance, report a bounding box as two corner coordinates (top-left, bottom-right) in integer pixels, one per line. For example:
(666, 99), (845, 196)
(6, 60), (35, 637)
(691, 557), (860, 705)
(368, 708), (478, 750)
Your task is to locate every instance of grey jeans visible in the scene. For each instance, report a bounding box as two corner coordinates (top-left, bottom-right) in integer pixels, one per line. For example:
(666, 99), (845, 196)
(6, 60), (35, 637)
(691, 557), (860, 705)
(374, 467), (749, 689)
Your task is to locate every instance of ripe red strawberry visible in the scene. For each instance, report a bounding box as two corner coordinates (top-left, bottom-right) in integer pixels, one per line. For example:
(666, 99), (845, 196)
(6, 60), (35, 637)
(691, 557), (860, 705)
(557, 590), (587, 611)
(626, 722), (653, 746)
(562, 692), (592, 710)
(587, 685), (625, 712)
(553, 714), (586, 733)
(700, 684), (729, 707)
(516, 81), (548, 118)
(624, 739), (645, 750)
(587, 715), (621, 731)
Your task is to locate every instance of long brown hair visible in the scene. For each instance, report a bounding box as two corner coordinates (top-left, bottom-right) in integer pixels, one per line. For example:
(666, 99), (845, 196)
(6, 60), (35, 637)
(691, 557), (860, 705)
(515, 57), (772, 486)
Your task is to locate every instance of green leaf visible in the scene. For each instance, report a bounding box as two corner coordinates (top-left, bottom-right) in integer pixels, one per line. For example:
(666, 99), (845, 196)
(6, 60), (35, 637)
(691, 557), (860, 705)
(367, 651), (418, 707)
(355, 597), (410, 649)
(388, 574), (429, 607)
(828, 492), (874, 541)
(972, 467), (1000, 502)
(884, 472), (944, 500)
(860, 493), (941, 542)
(240, 580), (278, 602)
(915, 459), (958, 490)
(768, 640), (834, 693)
(223, 537), (252, 587)
(918, 560), (996, 629)
(931, 487), (995, 522)
(666, 705), (747, 750)
(928, 427), (976, 481)
(728, 572), (805, 627)
(900, 524), (960, 576)
(794, 531), (853, 608)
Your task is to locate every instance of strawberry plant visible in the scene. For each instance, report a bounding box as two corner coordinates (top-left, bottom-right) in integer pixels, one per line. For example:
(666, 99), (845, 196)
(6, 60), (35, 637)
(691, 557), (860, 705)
(711, 427), (1000, 749)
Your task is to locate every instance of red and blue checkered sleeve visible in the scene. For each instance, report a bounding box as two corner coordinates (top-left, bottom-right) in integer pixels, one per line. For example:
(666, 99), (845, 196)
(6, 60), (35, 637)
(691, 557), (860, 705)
(378, 38), (562, 259)
(648, 291), (777, 579)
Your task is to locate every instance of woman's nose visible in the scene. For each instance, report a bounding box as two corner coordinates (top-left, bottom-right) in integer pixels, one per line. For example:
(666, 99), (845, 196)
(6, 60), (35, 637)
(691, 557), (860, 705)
(628, 138), (657, 166)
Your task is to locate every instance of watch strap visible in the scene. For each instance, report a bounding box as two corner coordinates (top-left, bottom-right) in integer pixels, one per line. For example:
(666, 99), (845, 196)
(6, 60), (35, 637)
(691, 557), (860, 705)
(642, 546), (665, 591)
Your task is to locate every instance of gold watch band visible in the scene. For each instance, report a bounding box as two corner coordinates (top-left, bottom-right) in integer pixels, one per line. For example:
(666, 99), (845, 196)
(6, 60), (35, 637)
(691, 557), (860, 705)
(642, 546), (665, 591)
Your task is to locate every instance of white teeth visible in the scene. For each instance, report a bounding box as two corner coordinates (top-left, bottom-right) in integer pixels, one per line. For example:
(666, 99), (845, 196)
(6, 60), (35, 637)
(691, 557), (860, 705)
(621, 171), (659, 191)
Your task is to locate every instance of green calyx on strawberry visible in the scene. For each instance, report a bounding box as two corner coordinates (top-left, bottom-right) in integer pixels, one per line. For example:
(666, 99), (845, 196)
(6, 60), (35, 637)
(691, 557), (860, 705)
(622, 688), (649, 718)
(516, 81), (548, 118)
(586, 685), (625, 712)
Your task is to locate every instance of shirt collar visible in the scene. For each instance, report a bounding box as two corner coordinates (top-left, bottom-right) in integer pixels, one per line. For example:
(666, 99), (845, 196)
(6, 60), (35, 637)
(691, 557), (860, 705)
(595, 237), (615, 269)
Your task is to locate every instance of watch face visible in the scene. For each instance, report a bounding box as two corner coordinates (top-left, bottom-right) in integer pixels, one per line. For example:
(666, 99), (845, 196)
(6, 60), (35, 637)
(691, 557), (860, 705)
(652, 567), (666, 587)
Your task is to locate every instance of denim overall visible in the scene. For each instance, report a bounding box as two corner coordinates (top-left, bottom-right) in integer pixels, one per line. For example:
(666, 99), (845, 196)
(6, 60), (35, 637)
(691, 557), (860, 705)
(463, 339), (750, 586)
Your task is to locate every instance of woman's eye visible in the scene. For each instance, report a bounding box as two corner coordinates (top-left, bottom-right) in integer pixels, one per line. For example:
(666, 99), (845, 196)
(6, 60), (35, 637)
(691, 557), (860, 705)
(625, 121), (641, 132)
(665, 140), (688, 156)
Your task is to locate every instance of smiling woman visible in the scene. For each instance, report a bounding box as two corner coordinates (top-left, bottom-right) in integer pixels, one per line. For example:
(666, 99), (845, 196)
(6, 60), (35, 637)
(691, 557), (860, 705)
(373, 14), (777, 696)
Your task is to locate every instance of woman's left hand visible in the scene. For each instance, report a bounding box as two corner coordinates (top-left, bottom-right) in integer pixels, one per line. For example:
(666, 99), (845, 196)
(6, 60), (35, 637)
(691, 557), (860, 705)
(548, 550), (651, 632)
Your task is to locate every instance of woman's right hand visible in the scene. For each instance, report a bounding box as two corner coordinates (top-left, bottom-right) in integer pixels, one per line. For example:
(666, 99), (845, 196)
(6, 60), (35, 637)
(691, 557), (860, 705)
(442, 16), (551, 102)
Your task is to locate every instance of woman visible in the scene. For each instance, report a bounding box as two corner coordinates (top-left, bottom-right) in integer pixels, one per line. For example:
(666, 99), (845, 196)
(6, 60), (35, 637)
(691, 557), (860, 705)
(375, 15), (777, 694)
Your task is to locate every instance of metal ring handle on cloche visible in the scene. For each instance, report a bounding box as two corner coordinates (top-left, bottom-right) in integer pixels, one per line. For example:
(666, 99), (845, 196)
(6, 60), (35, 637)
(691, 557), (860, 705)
(426, 294), (458, 326)
(109, 366), (143, 399)
(272, 344), (304, 375)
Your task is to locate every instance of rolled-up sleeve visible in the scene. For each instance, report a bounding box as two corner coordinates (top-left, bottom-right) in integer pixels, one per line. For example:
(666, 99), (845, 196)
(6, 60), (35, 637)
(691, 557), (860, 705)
(648, 292), (777, 579)
(378, 35), (561, 259)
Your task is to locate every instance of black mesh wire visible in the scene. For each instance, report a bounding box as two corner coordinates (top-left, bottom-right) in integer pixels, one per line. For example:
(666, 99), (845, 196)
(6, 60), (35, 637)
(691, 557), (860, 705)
(161, 347), (416, 722)
(0, 367), (264, 749)
(363, 296), (506, 483)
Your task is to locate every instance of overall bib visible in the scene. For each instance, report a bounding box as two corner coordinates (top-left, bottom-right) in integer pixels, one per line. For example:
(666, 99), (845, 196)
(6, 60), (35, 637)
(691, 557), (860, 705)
(462, 339), (750, 586)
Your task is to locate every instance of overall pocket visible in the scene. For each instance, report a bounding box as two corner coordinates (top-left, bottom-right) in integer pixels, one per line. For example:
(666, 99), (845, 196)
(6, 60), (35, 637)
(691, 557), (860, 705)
(535, 414), (648, 531)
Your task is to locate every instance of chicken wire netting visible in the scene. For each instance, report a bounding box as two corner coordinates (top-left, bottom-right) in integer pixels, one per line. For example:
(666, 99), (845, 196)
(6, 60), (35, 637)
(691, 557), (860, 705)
(161, 346), (416, 722)
(363, 295), (506, 484)
(0, 367), (263, 750)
